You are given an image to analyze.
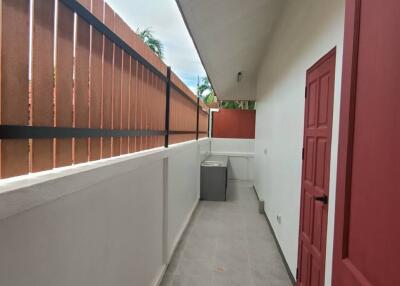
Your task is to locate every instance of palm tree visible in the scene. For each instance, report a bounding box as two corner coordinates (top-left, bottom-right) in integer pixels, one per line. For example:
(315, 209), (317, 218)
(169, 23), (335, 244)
(137, 28), (165, 59)
(197, 77), (256, 109)
(197, 77), (216, 105)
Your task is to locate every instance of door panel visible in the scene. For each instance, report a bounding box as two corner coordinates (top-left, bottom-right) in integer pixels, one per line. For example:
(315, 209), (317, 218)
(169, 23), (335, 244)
(297, 50), (336, 286)
(333, 1), (400, 285)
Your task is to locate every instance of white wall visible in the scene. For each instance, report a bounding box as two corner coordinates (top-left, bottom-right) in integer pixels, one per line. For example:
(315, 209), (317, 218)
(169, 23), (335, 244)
(166, 140), (210, 260)
(0, 139), (211, 286)
(254, 0), (345, 284)
(211, 138), (254, 181)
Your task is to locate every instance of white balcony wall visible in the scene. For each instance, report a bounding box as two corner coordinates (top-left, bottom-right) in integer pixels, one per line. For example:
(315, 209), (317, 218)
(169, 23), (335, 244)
(166, 140), (210, 260)
(254, 0), (345, 284)
(0, 139), (211, 286)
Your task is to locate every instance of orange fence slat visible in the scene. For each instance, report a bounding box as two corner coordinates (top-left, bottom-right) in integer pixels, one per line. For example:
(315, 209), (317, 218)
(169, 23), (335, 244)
(149, 70), (153, 148)
(119, 19), (131, 155)
(89, 2), (104, 161)
(121, 52), (130, 154)
(91, 0), (104, 22)
(140, 64), (145, 151)
(140, 67), (146, 150)
(0, 0), (208, 180)
(31, 0), (55, 172)
(55, 2), (74, 168)
(156, 76), (162, 147)
(160, 77), (166, 146)
(112, 45), (122, 156)
(143, 68), (149, 150)
(77, 0), (91, 10)
(129, 59), (138, 152)
(102, 39), (113, 158)
(0, 0), (30, 178)
(101, 2), (114, 159)
(74, 16), (90, 163)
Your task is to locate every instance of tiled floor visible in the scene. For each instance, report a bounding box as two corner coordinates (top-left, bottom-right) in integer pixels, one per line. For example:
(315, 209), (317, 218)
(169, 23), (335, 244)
(160, 181), (293, 286)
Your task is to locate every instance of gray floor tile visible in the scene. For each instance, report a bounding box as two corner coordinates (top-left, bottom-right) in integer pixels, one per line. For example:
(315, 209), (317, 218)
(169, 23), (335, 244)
(160, 180), (292, 286)
(169, 274), (213, 286)
(212, 272), (255, 286)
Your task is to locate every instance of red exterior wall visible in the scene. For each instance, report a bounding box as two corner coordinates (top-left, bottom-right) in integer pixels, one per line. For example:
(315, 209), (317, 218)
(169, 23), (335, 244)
(212, 109), (256, 139)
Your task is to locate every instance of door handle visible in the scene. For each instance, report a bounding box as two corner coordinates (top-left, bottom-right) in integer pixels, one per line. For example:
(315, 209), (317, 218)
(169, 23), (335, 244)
(314, 195), (328, 205)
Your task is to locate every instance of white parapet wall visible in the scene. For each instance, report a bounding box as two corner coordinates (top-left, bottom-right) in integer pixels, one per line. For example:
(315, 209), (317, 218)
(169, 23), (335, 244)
(210, 138), (255, 182)
(0, 139), (211, 286)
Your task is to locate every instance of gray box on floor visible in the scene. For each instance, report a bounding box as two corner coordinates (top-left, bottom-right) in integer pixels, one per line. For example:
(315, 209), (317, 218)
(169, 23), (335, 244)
(200, 155), (228, 201)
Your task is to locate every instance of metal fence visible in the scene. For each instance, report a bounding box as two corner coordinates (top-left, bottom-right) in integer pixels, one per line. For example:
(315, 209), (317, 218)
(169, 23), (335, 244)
(0, 0), (209, 179)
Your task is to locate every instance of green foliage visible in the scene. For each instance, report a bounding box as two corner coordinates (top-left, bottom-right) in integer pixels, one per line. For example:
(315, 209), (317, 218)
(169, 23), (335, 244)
(196, 77), (256, 110)
(220, 101), (240, 109)
(220, 100), (256, 110)
(197, 77), (216, 105)
(137, 28), (165, 59)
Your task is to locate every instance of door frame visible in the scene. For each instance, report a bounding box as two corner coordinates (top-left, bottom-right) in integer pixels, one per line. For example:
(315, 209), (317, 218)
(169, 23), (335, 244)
(332, 0), (364, 284)
(296, 48), (337, 285)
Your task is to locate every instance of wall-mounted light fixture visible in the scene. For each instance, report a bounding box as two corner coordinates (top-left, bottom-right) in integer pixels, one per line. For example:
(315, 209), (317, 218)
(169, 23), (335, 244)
(237, 71), (243, 83)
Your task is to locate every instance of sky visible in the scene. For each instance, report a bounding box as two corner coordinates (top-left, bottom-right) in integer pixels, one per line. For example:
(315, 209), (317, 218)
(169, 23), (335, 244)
(105, 0), (206, 93)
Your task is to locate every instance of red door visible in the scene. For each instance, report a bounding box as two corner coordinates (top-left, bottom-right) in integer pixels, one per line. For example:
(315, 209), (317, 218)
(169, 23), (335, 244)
(333, 1), (400, 285)
(297, 49), (336, 286)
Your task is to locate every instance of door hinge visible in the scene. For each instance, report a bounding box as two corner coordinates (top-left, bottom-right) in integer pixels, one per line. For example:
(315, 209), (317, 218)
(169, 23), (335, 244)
(305, 86), (307, 98)
(302, 148), (305, 160)
(296, 268), (299, 281)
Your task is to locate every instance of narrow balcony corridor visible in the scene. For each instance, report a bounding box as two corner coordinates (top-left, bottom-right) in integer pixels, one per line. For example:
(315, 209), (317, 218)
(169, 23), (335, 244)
(161, 181), (292, 286)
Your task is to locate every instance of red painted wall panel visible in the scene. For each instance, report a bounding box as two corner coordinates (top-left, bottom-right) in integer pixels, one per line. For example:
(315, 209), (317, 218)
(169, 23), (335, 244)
(212, 109), (255, 139)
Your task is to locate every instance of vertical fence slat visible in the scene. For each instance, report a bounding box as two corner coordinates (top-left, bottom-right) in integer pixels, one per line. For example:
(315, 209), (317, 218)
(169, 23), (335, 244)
(144, 68), (150, 150)
(77, 0), (90, 10)
(149, 72), (154, 148)
(112, 42), (122, 156)
(137, 64), (143, 151)
(101, 3), (113, 158)
(160, 76), (165, 147)
(157, 76), (162, 147)
(156, 77), (160, 147)
(74, 15), (90, 163)
(0, 0), (205, 179)
(0, 0), (30, 178)
(148, 72), (152, 149)
(91, 0), (103, 20)
(154, 74), (158, 148)
(120, 20), (130, 155)
(121, 52), (130, 154)
(89, 1), (104, 161)
(118, 18), (131, 154)
(55, 2), (74, 168)
(169, 90), (174, 145)
(113, 14), (124, 156)
(162, 77), (166, 146)
(129, 59), (137, 153)
(140, 66), (145, 150)
(31, 0), (54, 172)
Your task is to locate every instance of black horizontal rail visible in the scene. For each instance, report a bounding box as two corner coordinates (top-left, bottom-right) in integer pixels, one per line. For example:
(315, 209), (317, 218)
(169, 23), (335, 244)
(169, 130), (207, 135)
(61, 0), (202, 104)
(170, 82), (198, 105)
(28, 0), (210, 146)
(0, 125), (207, 139)
(60, 0), (168, 82)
